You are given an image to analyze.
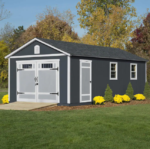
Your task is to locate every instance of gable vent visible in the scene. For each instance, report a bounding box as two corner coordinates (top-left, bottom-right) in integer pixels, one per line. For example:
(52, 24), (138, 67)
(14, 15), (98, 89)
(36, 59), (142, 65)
(34, 45), (40, 54)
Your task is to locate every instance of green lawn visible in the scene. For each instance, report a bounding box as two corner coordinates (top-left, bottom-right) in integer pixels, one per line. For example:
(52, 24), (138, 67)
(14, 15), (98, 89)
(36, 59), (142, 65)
(0, 105), (150, 149)
(0, 92), (8, 104)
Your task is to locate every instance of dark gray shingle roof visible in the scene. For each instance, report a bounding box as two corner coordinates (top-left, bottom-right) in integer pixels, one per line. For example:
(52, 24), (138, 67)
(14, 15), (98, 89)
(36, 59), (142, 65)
(38, 38), (147, 62)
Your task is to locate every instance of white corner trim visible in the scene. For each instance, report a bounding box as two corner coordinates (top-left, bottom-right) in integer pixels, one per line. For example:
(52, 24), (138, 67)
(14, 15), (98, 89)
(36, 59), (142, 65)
(110, 62), (118, 80)
(5, 38), (70, 59)
(67, 56), (71, 104)
(145, 62), (147, 82)
(10, 54), (65, 59)
(8, 58), (10, 101)
(130, 63), (137, 80)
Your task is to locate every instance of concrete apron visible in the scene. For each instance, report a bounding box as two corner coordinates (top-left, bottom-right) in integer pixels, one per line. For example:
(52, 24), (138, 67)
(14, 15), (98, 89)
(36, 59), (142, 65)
(0, 102), (57, 111)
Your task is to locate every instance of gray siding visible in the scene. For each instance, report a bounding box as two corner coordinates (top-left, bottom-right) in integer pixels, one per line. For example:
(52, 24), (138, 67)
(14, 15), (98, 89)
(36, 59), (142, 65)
(70, 56), (146, 105)
(13, 41), (61, 56)
(10, 56), (68, 104)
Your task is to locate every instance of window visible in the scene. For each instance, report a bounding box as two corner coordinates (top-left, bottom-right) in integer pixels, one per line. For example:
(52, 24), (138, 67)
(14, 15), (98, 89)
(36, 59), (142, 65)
(42, 63), (53, 68)
(110, 62), (118, 80)
(34, 45), (40, 54)
(22, 64), (32, 69)
(130, 63), (137, 80)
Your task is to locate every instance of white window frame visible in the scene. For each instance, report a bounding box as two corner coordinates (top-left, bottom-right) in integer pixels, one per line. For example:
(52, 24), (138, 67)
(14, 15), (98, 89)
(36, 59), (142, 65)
(110, 62), (118, 80)
(130, 63), (137, 80)
(80, 59), (92, 103)
(34, 45), (40, 54)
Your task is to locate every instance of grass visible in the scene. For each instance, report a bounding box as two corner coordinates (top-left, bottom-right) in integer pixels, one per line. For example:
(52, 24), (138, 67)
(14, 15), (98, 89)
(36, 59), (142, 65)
(0, 104), (150, 149)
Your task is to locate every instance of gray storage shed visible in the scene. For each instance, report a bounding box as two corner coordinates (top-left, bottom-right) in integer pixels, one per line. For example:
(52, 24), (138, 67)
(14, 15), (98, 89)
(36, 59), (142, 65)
(5, 38), (147, 106)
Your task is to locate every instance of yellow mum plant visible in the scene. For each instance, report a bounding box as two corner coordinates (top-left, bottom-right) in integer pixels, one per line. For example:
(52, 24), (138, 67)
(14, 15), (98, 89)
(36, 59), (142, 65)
(122, 95), (130, 102)
(113, 95), (123, 104)
(2, 94), (9, 104)
(93, 96), (105, 105)
(134, 94), (146, 101)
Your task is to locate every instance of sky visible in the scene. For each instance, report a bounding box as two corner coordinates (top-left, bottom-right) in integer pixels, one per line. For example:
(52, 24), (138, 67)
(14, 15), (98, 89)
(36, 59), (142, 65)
(1, 0), (150, 38)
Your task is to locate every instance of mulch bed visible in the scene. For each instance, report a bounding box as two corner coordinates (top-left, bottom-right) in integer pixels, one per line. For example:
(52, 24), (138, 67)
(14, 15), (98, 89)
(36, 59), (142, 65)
(32, 99), (150, 111)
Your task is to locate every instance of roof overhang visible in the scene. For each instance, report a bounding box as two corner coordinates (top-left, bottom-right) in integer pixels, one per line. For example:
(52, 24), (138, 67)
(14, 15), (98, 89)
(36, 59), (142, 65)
(5, 38), (70, 59)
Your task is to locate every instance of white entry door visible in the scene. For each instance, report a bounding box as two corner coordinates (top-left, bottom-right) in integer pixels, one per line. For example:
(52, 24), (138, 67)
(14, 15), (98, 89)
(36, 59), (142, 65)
(80, 60), (92, 103)
(16, 60), (59, 103)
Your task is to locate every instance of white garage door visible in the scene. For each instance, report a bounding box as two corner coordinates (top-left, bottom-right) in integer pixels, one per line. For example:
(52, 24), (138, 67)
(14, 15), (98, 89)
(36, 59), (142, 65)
(16, 60), (59, 103)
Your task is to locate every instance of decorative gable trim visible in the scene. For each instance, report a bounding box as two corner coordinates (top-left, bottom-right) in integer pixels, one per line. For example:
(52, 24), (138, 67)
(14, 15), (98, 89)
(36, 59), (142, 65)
(5, 38), (70, 59)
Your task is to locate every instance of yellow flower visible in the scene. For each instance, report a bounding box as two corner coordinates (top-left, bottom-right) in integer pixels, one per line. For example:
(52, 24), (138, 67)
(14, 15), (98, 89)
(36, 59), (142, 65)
(114, 95), (123, 104)
(93, 96), (105, 105)
(134, 94), (145, 101)
(122, 95), (130, 102)
(1, 94), (9, 104)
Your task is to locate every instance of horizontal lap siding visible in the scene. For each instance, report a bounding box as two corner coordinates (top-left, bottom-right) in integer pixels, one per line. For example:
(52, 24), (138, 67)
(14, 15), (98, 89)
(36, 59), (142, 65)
(10, 56), (68, 104)
(71, 56), (145, 105)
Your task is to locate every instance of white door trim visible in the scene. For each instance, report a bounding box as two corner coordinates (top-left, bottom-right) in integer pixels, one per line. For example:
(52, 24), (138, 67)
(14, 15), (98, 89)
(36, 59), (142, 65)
(16, 59), (60, 103)
(80, 59), (92, 103)
(67, 56), (71, 104)
(8, 58), (10, 101)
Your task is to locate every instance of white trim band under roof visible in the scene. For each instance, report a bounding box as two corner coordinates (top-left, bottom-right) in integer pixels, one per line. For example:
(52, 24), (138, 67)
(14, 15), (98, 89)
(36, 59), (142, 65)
(5, 38), (70, 59)
(10, 54), (65, 59)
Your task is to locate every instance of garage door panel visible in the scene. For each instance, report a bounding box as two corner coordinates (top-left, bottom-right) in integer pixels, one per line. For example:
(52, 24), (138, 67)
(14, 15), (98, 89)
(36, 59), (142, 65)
(38, 70), (56, 93)
(19, 70), (35, 93)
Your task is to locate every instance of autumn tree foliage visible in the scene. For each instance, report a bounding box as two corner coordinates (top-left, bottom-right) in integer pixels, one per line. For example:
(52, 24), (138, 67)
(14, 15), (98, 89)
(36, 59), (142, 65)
(126, 13), (150, 82)
(0, 41), (9, 88)
(76, 0), (136, 33)
(13, 7), (79, 50)
(80, 4), (136, 49)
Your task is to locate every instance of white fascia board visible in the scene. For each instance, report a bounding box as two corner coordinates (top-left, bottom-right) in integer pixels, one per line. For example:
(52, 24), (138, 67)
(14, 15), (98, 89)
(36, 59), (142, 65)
(10, 54), (65, 59)
(5, 38), (70, 59)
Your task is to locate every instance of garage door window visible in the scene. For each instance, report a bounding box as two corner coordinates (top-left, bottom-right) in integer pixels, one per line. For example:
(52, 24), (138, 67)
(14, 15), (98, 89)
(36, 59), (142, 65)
(22, 64), (32, 69)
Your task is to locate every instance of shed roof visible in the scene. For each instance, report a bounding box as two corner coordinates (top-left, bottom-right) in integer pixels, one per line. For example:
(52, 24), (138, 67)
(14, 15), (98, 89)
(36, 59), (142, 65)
(38, 38), (147, 62)
(5, 38), (147, 62)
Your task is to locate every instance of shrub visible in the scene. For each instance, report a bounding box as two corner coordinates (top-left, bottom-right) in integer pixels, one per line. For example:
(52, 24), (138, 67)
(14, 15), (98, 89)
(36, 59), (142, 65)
(93, 96), (105, 105)
(126, 82), (134, 99)
(122, 95), (130, 102)
(2, 94), (9, 104)
(113, 95), (123, 104)
(104, 84), (113, 102)
(134, 94), (146, 101)
(143, 82), (150, 99)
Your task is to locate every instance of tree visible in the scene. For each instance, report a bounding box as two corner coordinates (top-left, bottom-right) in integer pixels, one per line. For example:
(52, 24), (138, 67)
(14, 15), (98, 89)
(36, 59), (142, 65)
(0, 41), (9, 88)
(0, 0), (11, 21)
(76, 0), (136, 32)
(0, 23), (14, 44)
(9, 26), (25, 51)
(126, 13), (150, 82)
(126, 82), (134, 99)
(80, 4), (136, 49)
(14, 7), (79, 49)
(143, 82), (150, 99)
(104, 84), (113, 102)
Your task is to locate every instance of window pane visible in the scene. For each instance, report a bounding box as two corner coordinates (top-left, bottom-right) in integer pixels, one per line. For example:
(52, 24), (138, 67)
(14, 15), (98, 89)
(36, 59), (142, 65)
(22, 64), (32, 69)
(42, 63), (53, 68)
(111, 72), (116, 78)
(132, 65), (136, 71)
(132, 72), (136, 78)
(82, 63), (90, 67)
(111, 64), (116, 71)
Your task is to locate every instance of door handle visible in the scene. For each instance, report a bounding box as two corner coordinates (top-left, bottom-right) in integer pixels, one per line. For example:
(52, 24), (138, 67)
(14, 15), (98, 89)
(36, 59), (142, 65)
(50, 92), (59, 95)
(35, 83), (38, 85)
(90, 81), (92, 83)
